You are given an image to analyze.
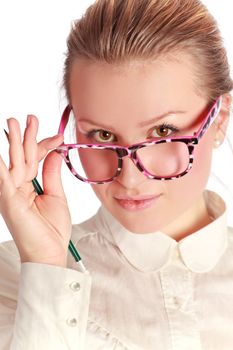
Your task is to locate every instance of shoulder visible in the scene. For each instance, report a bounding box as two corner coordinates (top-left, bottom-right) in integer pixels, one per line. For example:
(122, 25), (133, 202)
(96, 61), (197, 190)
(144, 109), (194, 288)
(71, 209), (101, 243)
(68, 208), (118, 270)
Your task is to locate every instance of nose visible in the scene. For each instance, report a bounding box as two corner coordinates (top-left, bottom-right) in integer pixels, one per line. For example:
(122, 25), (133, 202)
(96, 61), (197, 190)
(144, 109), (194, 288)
(116, 156), (146, 189)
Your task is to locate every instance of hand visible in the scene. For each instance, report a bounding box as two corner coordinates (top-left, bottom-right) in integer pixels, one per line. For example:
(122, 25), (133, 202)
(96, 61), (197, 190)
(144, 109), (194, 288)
(0, 115), (72, 267)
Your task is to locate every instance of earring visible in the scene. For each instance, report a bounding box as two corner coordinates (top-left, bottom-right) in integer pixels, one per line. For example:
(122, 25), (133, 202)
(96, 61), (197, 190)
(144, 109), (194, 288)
(214, 139), (221, 147)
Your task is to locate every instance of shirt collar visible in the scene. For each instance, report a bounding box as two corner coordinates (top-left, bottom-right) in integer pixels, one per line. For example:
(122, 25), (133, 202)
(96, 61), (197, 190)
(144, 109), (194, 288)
(95, 190), (228, 273)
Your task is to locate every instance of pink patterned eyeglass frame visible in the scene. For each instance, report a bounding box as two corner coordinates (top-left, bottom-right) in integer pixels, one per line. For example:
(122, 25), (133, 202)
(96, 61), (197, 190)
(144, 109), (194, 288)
(55, 96), (222, 184)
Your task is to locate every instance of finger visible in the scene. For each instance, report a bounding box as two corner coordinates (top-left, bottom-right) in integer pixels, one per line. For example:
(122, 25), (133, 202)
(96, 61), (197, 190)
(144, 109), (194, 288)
(7, 118), (25, 168)
(23, 115), (39, 180)
(7, 118), (26, 186)
(38, 134), (64, 162)
(42, 150), (66, 199)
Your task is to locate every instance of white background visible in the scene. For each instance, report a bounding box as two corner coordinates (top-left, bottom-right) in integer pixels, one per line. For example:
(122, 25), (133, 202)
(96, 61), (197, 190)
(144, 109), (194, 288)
(0, 1), (232, 242)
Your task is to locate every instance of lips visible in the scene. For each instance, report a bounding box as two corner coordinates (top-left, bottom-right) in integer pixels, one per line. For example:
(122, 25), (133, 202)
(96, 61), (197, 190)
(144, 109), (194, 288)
(114, 194), (161, 211)
(115, 194), (160, 201)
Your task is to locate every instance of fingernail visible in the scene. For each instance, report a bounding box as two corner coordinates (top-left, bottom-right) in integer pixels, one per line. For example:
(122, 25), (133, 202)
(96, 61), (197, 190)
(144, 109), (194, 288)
(26, 115), (31, 127)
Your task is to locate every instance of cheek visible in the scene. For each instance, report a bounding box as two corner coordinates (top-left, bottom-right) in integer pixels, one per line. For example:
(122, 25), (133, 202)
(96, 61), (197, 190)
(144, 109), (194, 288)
(167, 135), (214, 201)
(191, 133), (214, 181)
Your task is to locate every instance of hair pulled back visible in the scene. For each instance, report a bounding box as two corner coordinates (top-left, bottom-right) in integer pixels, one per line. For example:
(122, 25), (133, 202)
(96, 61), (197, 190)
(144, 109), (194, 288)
(63, 0), (233, 102)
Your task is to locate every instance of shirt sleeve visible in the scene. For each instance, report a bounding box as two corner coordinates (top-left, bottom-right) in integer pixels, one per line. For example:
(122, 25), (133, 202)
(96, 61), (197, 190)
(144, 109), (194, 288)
(0, 241), (92, 350)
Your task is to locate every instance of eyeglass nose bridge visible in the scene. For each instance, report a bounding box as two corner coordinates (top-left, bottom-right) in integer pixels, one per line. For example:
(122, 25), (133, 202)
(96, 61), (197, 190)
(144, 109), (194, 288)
(115, 145), (145, 174)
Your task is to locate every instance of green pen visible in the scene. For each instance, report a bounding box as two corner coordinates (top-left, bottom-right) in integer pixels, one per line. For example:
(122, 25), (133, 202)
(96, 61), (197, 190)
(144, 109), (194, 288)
(4, 129), (87, 273)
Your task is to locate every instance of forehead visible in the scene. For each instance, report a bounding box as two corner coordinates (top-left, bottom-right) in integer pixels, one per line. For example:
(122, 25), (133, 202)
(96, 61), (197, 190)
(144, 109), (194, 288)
(69, 53), (206, 126)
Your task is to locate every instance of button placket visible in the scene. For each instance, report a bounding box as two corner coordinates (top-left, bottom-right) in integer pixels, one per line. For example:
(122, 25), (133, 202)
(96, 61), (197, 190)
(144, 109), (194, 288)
(66, 281), (81, 328)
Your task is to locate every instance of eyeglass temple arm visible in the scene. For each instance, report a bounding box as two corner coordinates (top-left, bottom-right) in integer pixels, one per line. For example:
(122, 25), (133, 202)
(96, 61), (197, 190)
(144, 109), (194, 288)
(58, 105), (72, 135)
(194, 96), (222, 141)
(58, 99), (222, 145)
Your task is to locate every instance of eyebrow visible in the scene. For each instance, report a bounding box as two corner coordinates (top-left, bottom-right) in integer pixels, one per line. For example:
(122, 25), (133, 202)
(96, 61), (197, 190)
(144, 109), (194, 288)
(78, 110), (187, 131)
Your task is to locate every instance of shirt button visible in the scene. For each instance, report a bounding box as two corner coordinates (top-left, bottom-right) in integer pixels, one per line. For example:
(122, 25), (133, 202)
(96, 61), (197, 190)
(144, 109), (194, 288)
(69, 281), (81, 291)
(66, 317), (78, 327)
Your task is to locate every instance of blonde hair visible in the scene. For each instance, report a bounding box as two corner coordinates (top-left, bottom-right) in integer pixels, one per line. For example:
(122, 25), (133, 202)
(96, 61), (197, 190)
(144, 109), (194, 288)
(63, 0), (233, 102)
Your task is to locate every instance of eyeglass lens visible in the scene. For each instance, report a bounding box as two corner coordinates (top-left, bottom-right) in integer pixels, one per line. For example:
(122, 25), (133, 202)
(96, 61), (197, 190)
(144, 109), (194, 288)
(68, 142), (190, 182)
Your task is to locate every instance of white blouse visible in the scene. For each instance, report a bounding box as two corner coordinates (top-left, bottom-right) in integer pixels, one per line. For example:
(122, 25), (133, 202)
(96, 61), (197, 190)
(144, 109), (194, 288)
(0, 190), (233, 350)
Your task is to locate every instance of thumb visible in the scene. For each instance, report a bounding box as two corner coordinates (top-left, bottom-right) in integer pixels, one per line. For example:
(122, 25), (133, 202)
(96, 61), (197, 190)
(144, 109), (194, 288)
(42, 150), (66, 199)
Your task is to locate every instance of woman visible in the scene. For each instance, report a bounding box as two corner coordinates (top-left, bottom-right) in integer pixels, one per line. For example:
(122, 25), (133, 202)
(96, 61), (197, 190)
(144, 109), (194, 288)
(0, 0), (232, 349)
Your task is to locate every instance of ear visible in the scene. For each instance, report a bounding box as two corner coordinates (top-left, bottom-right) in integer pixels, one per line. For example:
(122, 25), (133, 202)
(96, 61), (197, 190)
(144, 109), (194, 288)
(213, 93), (232, 148)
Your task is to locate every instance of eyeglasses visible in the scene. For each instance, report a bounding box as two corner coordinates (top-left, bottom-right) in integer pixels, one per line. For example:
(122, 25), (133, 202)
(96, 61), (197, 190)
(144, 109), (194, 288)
(56, 96), (222, 184)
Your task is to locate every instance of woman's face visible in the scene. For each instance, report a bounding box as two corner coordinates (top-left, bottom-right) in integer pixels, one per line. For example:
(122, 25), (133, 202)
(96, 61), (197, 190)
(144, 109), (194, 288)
(69, 54), (225, 239)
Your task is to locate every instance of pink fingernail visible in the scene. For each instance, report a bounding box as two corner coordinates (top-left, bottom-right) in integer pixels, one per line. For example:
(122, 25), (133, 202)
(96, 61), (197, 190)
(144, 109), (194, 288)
(26, 115), (31, 126)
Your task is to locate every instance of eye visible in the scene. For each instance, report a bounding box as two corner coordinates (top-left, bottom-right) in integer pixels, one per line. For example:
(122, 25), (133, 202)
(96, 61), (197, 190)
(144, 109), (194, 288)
(150, 123), (179, 138)
(85, 129), (116, 143)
